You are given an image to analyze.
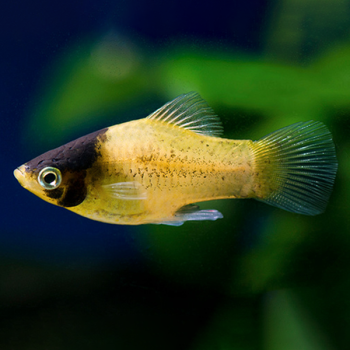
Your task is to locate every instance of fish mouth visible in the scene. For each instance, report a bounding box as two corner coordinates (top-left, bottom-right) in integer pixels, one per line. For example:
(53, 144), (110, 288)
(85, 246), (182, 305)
(13, 165), (26, 187)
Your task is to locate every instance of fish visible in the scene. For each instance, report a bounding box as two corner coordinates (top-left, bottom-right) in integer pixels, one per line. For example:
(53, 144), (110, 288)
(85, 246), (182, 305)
(14, 92), (338, 226)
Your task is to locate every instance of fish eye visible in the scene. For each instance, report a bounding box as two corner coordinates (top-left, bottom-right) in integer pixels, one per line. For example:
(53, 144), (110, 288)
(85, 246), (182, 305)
(38, 167), (62, 190)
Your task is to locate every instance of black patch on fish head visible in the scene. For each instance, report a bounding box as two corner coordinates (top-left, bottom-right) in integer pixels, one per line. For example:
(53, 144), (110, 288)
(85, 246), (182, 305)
(25, 128), (108, 207)
(44, 170), (87, 207)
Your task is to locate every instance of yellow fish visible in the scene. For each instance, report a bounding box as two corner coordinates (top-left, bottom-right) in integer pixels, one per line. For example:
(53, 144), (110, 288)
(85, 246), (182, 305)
(14, 92), (338, 226)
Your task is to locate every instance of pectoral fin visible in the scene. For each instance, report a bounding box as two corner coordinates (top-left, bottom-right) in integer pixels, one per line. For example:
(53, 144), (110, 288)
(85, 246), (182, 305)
(102, 182), (147, 200)
(156, 204), (223, 226)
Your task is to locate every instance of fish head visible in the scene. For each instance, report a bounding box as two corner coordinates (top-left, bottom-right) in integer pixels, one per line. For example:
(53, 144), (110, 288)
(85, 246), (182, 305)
(14, 128), (107, 208)
(14, 160), (86, 208)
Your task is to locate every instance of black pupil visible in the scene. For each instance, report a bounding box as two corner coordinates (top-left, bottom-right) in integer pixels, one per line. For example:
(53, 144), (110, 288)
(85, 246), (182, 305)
(44, 172), (56, 184)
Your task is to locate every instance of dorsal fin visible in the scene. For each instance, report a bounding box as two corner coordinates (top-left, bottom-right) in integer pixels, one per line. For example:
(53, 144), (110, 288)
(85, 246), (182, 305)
(147, 92), (223, 137)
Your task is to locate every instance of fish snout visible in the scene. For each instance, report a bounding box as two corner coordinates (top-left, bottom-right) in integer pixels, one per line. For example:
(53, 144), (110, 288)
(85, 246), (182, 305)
(13, 165), (27, 187)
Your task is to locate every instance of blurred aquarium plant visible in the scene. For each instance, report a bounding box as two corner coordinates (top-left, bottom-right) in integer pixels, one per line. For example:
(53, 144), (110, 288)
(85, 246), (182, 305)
(18, 0), (350, 348)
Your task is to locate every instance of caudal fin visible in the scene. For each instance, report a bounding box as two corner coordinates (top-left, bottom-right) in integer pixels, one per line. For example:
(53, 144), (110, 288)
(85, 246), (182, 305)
(252, 121), (338, 215)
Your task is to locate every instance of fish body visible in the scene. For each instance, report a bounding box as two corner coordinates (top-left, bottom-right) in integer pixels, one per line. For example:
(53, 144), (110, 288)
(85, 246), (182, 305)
(14, 92), (338, 225)
(73, 119), (255, 225)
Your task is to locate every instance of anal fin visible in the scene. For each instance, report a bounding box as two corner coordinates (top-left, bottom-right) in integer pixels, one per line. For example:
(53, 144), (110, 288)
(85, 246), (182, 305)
(156, 204), (223, 226)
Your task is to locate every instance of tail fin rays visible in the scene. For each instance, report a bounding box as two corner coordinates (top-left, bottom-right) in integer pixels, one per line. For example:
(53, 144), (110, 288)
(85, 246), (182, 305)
(252, 121), (338, 215)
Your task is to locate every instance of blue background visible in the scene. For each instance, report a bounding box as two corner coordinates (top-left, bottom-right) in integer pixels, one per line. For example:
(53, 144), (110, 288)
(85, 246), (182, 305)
(2, 1), (349, 349)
